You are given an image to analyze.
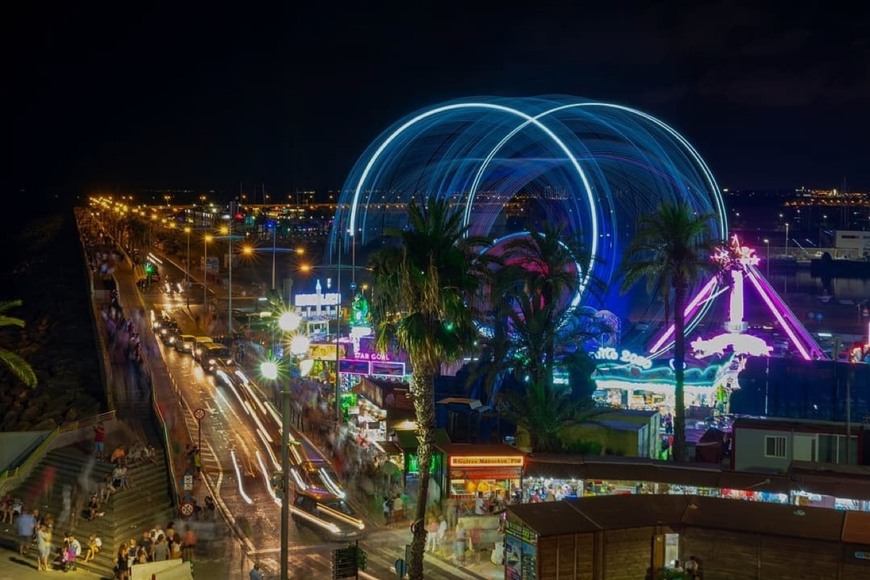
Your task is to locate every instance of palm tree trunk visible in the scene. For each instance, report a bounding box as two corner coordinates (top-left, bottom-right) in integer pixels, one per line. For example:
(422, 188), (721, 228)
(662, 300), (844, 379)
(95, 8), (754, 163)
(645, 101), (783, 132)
(672, 283), (687, 462)
(408, 366), (436, 580)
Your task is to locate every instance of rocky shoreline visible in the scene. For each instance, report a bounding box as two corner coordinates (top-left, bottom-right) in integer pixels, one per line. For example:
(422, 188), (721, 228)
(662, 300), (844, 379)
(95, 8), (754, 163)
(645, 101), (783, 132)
(0, 207), (104, 431)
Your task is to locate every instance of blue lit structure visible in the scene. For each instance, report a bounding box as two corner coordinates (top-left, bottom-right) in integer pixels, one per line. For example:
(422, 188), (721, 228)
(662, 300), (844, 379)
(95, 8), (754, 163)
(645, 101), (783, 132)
(331, 95), (728, 332)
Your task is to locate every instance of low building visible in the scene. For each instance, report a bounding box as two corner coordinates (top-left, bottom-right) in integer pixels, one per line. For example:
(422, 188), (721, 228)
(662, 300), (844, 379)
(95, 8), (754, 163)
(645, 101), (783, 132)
(731, 417), (866, 472)
(505, 494), (870, 579)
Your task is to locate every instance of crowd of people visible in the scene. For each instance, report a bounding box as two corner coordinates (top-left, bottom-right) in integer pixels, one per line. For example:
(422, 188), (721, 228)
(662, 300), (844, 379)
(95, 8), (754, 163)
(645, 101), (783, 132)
(0, 499), (95, 573)
(113, 521), (196, 580)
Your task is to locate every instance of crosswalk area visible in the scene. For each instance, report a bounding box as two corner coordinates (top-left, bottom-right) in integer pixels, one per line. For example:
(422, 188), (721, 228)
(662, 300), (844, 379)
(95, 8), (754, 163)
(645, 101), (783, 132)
(248, 537), (484, 579)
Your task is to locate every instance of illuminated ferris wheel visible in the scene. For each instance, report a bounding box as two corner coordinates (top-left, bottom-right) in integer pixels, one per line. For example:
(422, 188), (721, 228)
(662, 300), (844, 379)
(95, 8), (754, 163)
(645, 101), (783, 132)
(330, 95), (729, 345)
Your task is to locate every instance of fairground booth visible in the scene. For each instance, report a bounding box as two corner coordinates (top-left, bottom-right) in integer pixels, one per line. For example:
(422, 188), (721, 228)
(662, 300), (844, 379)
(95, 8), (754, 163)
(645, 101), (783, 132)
(504, 494), (870, 580)
(435, 443), (525, 505)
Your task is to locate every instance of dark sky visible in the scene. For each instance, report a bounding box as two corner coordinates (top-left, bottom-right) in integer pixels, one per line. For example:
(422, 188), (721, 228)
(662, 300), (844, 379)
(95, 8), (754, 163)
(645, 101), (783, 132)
(6, 0), (870, 200)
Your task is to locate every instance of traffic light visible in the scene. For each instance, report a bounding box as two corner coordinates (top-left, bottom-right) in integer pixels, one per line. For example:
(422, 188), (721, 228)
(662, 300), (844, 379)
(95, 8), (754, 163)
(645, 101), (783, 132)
(144, 262), (155, 275)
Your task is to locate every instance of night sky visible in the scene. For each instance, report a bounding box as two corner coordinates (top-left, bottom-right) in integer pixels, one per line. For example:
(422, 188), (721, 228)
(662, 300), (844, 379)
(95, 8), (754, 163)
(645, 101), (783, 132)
(7, 1), (870, 201)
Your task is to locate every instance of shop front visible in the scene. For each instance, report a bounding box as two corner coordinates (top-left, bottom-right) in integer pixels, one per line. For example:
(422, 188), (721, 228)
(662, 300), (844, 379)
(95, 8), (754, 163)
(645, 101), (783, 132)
(437, 443), (525, 509)
(349, 376), (415, 444)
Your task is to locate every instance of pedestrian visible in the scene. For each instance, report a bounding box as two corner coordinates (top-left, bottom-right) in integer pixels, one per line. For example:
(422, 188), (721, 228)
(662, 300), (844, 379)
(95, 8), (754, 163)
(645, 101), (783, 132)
(36, 523), (52, 571)
(685, 555), (701, 579)
(93, 422), (106, 461)
(193, 447), (202, 479)
(16, 507), (36, 557)
(382, 496), (392, 525)
(181, 525), (196, 562)
(426, 519), (439, 553)
(249, 562), (264, 580)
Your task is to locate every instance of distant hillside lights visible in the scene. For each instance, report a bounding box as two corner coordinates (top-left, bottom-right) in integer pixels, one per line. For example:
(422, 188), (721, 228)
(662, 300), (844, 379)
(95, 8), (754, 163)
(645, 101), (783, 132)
(594, 346), (653, 370)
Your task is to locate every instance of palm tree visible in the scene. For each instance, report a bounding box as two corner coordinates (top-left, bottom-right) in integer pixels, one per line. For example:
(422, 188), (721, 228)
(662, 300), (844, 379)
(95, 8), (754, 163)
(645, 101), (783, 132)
(367, 196), (490, 580)
(477, 222), (607, 452)
(619, 202), (716, 462)
(0, 299), (38, 388)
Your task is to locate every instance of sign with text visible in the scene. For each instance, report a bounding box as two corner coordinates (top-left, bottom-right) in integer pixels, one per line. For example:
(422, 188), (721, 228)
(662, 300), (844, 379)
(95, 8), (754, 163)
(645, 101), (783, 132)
(449, 455), (524, 468)
(309, 343), (346, 361)
(593, 346), (653, 370)
(296, 292), (340, 307)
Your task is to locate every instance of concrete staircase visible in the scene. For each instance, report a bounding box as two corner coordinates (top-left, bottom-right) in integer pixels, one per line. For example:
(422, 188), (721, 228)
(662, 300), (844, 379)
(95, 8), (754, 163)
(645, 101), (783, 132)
(1, 440), (175, 578)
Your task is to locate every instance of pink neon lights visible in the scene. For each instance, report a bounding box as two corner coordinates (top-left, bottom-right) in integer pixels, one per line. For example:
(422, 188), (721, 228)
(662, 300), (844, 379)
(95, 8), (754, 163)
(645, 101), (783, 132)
(745, 269), (811, 360)
(648, 275), (718, 354)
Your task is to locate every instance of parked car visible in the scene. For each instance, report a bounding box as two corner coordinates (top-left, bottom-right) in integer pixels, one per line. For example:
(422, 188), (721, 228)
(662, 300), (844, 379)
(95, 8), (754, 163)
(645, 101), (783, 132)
(290, 489), (365, 542)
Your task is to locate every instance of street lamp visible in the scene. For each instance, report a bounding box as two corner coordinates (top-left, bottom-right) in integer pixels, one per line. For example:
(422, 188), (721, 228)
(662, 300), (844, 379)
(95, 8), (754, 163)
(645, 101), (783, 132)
(763, 239), (770, 279)
(184, 227), (192, 288)
(221, 224), (234, 335)
(204, 234), (213, 312)
(271, 220), (278, 291)
(785, 223), (790, 258)
(260, 311), (310, 580)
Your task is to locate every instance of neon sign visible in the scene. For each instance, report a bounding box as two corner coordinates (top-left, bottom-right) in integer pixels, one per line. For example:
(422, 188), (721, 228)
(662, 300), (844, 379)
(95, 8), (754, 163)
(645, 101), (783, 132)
(594, 347), (653, 370)
(449, 456), (524, 468)
(353, 351), (391, 361)
(295, 292), (340, 307)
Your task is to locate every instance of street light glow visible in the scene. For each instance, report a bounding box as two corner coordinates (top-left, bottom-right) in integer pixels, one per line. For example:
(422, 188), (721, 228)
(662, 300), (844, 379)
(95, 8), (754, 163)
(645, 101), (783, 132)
(278, 311), (302, 332)
(261, 361), (278, 380)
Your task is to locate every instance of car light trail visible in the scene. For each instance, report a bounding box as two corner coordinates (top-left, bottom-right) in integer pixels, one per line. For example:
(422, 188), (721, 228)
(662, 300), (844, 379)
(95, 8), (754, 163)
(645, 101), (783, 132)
(230, 449), (253, 505)
(256, 450), (281, 506)
(319, 468), (345, 499)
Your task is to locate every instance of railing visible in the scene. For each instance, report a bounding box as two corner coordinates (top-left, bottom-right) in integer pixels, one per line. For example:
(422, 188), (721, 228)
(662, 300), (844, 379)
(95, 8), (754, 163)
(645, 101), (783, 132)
(0, 410), (117, 495)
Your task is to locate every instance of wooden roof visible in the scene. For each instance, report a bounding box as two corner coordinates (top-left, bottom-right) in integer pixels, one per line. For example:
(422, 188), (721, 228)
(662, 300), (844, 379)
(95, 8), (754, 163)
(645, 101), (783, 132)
(507, 495), (849, 542)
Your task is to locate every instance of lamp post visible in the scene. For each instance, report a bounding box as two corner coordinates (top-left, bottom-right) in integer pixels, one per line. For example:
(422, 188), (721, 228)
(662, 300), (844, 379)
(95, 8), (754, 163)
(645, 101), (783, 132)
(763, 239), (770, 279)
(784, 223), (789, 258)
(221, 224), (234, 335)
(335, 235), (343, 422)
(260, 311), (309, 580)
(184, 227), (191, 288)
(271, 220), (277, 291)
(204, 234), (213, 312)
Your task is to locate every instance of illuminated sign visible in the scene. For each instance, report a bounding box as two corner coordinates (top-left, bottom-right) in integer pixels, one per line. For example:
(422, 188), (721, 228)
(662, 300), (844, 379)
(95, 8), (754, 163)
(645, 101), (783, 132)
(449, 456), (524, 468)
(371, 361), (406, 377)
(294, 292), (340, 307)
(308, 343), (347, 360)
(339, 359), (370, 375)
(593, 347), (653, 370)
(354, 351), (391, 361)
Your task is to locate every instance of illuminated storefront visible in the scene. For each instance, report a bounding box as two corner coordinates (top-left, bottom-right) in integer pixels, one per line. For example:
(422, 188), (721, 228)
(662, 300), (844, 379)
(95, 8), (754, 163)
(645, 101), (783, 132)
(349, 376), (415, 443)
(436, 443), (525, 505)
(522, 456), (870, 513)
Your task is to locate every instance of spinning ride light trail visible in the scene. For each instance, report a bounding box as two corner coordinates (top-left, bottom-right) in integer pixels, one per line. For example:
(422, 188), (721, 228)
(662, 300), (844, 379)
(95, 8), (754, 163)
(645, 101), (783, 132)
(332, 96), (728, 331)
(647, 236), (827, 361)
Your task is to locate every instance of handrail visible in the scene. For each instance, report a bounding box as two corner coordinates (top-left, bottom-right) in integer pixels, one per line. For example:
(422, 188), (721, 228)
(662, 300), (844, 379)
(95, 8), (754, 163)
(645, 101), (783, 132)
(0, 409), (117, 493)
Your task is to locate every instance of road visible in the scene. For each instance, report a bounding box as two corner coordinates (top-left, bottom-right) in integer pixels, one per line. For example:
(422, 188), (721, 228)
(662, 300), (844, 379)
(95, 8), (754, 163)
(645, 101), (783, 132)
(134, 251), (488, 578)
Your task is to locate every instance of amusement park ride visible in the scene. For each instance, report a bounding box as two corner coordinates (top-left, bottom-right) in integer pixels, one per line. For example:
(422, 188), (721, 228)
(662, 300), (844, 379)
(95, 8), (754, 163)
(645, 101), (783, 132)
(593, 236), (829, 412)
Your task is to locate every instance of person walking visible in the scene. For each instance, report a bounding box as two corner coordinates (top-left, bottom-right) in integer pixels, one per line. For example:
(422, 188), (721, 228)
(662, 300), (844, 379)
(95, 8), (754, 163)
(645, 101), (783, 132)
(16, 507), (36, 557)
(181, 525), (196, 562)
(382, 496), (392, 525)
(93, 422), (106, 461)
